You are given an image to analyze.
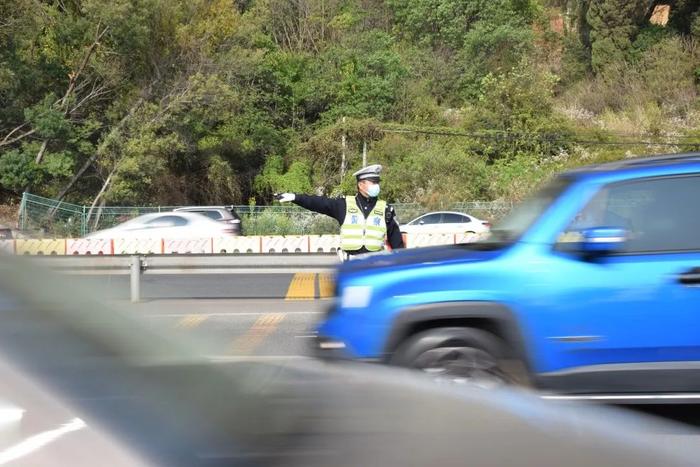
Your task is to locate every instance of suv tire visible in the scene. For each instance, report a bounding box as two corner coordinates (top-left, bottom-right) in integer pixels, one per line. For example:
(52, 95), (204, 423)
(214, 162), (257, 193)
(390, 327), (524, 388)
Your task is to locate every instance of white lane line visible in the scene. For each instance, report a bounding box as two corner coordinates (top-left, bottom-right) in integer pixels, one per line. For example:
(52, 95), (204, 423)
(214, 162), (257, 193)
(0, 418), (86, 465)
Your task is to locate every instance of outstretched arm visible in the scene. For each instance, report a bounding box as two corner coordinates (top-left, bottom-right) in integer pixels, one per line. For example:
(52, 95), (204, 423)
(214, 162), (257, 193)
(277, 193), (346, 224)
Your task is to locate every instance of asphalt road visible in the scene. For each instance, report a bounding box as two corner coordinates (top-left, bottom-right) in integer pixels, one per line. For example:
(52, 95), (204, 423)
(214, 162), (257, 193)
(129, 297), (327, 357)
(63, 270), (700, 440)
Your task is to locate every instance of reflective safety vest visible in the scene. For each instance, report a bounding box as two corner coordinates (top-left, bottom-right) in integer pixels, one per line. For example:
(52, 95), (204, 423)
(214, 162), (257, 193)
(340, 196), (387, 252)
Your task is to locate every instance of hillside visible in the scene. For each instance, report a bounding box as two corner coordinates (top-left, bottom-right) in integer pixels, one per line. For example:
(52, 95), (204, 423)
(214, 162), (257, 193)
(1, 0), (698, 208)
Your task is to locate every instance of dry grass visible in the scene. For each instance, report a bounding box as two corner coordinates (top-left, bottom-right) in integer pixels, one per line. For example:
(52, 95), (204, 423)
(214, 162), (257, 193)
(0, 205), (18, 228)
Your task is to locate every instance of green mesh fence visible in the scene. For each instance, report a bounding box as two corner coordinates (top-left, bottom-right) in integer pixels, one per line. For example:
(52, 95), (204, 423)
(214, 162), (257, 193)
(18, 193), (513, 237)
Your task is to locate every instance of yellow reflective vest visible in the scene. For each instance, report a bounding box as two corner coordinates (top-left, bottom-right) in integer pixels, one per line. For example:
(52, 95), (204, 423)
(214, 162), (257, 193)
(340, 196), (387, 252)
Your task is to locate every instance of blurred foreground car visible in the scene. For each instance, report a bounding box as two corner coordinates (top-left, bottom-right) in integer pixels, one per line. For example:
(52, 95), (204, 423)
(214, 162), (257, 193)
(400, 211), (490, 235)
(0, 255), (698, 466)
(317, 152), (700, 402)
(173, 206), (242, 235)
(86, 212), (236, 239)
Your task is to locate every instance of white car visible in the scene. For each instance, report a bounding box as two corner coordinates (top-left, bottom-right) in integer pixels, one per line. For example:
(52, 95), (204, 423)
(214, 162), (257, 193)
(400, 211), (491, 235)
(86, 212), (237, 239)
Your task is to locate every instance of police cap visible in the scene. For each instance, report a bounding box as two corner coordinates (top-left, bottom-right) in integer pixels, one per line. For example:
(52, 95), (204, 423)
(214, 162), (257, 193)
(353, 164), (382, 182)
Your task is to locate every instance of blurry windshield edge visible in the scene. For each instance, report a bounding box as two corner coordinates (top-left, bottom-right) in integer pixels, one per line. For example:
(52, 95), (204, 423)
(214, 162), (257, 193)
(479, 176), (573, 246)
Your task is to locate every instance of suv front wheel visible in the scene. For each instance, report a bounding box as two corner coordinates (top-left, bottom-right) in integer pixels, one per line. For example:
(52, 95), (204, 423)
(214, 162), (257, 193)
(390, 327), (518, 389)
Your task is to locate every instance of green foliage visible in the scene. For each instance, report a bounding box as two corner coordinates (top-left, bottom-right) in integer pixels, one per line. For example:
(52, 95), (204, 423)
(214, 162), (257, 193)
(24, 95), (70, 139)
(389, 0), (539, 99)
(640, 37), (698, 111)
(0, 142), (73, 193)
(254, 155), (313, 197)
(559, 33), (590, 87)
(585, 0), (649, 74)
(241, 209), (338, 235)
(629, 25), (671, 63)
(465, 62), (573, 161)
(389, 0), (538, 50)
(319, 31), (408, 122)
(668, 0), (700, 36)
(2, 0), (700, 216)
(562, 36), (699, 120)
(0, 148), (38, 191)
(373, 135), (491, 204)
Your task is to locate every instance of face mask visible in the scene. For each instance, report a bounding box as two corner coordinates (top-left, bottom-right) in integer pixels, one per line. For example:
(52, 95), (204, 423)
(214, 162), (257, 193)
(367, 184), (380, 198)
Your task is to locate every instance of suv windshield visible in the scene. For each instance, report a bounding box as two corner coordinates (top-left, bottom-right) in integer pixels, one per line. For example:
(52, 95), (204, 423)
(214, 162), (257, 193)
(484, 176), (573, 245)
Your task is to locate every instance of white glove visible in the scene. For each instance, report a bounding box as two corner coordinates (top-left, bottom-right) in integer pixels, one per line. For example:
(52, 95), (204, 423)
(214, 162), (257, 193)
(275, 193), (295, 203)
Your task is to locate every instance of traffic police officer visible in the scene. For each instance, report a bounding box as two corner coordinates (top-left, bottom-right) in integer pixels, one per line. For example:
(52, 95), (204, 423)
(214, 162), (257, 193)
(276, 164), (404, 256)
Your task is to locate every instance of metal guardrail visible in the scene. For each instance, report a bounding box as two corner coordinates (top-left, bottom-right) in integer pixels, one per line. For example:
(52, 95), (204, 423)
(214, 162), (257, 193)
(29, 254), (339, 302)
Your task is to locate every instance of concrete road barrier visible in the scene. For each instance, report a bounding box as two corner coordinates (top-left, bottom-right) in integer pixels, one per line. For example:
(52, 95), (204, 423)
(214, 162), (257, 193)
(4, 231), (483, 257)
(67, 238), (114, 255)
(262, 235), (310, 253)
(164, 238), (213, 254)
(15, 238), (66, 255)
(213, 236), (262, 253)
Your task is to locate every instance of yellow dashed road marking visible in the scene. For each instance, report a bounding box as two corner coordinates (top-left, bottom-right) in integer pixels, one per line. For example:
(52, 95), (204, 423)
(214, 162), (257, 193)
(285, 273), (316, 300)
(230, 313), (286, 355)
(176, 314), (208, 329)
(318, 273), (335, 298)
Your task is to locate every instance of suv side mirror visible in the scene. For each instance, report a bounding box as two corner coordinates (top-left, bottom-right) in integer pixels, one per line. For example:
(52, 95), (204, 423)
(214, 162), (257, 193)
(578, 227), (627, 255)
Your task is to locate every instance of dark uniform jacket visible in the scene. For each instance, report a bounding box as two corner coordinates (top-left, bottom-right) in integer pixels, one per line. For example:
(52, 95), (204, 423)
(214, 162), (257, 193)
(293, 193), (404, 253)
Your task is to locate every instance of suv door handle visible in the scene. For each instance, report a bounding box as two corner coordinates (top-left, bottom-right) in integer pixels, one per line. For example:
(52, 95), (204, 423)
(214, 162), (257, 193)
(678, 267), (700, 285)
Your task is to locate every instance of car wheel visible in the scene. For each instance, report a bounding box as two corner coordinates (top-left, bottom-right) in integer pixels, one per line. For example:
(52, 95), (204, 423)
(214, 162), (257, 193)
(391, 327), (516, 389)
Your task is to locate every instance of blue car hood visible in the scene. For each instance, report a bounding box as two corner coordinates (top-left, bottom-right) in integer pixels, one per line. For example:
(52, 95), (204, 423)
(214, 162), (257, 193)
(339, 243), (506, 275)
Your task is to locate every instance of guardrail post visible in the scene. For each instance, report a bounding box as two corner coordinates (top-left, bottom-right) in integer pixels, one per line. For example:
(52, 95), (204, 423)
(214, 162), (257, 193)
(130, 255), (142, 303)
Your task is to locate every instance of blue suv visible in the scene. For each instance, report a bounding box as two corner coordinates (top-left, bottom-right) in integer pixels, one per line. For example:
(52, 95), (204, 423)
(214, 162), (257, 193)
(316, 153), (700, 401)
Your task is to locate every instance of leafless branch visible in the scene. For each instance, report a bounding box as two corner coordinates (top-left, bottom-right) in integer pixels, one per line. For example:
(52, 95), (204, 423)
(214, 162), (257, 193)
(0, 123), (33, 147)
(69, 83), (111, 115)
(58, 23), (110, 113)
(33, 140), (48, 164)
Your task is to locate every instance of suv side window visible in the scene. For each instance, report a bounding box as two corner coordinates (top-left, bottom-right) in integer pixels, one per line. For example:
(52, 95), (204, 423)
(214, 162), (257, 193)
(561, 175), (700, 253)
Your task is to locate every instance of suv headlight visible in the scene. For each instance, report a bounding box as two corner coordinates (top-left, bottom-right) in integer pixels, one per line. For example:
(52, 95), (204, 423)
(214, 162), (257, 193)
(340, 286), (373, 308)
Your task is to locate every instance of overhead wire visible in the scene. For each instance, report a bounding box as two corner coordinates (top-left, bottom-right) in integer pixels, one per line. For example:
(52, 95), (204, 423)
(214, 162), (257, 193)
(378, 126), (700, 148)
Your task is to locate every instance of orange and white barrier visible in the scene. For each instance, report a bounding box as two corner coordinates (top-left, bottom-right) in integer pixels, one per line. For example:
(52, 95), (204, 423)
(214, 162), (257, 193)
(0, 240), (15, 254)
(6, 233), (491, 255)
(67, 238), (114, 255)
(262, 235), (310, 253)
(164, 238), (213, 254)
(113, 238), (163, 255)
(404, 233), (456, 249)
(213, 236), (262, 253)
(455, 232), (489, 244)
(309, 235), (340, 253)
(16, 238), (66, 255)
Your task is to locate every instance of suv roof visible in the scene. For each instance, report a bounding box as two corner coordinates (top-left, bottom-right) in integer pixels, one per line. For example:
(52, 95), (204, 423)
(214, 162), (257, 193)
(569, 152), (700, 175)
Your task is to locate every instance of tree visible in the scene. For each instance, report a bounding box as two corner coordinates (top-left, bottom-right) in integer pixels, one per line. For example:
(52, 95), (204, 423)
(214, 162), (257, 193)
(585, 0), (653, 73)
